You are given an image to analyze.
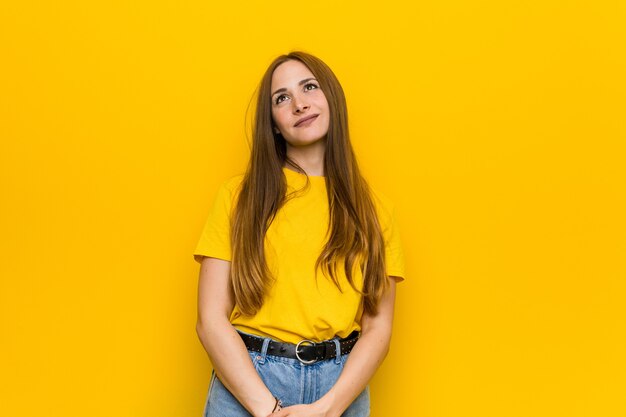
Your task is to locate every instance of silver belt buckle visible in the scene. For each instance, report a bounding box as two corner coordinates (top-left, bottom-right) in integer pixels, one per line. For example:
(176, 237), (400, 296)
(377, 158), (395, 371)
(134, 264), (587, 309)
(295, 339), (317, 364)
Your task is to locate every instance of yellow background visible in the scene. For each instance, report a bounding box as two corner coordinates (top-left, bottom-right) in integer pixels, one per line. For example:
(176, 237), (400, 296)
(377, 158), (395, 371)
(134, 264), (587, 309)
(1, 1), (625, 416)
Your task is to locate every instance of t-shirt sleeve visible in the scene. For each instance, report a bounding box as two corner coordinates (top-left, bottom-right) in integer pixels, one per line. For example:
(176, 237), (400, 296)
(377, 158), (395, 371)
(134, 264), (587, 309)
(382, 203), (406, 281)
(193, 179), (236, 263)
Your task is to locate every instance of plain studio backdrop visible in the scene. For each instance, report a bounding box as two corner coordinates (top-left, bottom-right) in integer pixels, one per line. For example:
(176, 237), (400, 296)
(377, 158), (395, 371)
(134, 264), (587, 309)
(1, 1), (625, 416)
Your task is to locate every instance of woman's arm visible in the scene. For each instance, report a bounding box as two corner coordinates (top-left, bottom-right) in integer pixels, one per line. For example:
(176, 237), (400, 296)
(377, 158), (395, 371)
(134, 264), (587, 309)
(196, 256), (277, 417)
(271, 276), (400, 417)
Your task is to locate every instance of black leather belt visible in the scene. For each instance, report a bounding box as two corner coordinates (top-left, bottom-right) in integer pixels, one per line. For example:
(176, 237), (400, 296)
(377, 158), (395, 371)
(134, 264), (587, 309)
(239, 331), (359, 365)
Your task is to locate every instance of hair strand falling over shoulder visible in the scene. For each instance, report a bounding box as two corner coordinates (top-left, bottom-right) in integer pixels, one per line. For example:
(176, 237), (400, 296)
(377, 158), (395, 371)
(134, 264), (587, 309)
(230, 51), (389, 317)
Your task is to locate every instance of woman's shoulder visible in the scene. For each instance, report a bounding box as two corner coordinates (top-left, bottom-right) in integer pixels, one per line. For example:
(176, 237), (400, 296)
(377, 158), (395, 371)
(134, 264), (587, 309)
(366, 183), (399, 233)
(205, 173), (245, 208)
(368, 184), (395, 216)
(221, 172), (245, 191)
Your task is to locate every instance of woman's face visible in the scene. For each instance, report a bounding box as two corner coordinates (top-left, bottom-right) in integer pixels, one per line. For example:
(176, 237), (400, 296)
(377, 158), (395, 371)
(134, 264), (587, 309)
(270, 60), (330, 148)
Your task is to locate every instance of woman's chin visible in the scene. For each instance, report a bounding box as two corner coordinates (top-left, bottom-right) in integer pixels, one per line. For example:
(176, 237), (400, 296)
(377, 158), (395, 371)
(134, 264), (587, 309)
(285, 135), (328, 149)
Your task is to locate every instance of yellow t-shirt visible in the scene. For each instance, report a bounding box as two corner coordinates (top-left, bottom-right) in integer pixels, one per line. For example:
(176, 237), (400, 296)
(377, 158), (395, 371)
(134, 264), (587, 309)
(194, 167), (405, 344)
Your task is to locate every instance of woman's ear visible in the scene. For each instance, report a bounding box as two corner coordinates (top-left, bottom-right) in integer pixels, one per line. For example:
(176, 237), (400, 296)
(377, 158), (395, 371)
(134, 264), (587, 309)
(273, 127), (281, 134)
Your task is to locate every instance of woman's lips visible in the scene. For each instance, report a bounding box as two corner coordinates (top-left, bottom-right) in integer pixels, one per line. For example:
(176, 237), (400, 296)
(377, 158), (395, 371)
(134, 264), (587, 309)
(294, 114), (319, 127)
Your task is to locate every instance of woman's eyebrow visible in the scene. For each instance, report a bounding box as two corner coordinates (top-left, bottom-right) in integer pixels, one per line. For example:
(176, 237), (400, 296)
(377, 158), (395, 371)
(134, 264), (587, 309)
(271, 78), (317, 97)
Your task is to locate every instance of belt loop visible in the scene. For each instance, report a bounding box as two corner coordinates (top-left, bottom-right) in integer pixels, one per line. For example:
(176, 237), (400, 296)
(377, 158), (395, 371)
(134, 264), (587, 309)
(332, 338), (342, 364)
(258, 337), (271, 365)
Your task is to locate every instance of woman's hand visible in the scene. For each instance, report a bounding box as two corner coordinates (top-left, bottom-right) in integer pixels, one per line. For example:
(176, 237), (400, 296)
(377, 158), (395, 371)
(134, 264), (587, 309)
(267, 401), (333, 417)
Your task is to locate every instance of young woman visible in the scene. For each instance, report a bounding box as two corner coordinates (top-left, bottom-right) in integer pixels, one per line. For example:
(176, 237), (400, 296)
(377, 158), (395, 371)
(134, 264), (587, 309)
(194, 51), (405, 417)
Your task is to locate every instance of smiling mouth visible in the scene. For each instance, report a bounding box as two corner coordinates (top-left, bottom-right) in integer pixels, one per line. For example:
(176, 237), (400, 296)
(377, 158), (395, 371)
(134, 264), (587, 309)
(294, 114), (319, 127)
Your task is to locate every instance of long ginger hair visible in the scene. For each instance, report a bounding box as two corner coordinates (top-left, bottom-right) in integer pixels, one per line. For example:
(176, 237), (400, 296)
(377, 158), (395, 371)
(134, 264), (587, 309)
(231, 51), (388, 316)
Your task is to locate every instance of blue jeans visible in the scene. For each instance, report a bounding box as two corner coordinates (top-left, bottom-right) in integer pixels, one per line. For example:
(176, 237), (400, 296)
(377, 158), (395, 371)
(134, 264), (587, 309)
(202, 332), (370, 417)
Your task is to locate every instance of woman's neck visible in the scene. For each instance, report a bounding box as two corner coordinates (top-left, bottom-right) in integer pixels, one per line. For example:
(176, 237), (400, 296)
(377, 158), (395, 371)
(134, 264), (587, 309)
(285, 138), (326, 176)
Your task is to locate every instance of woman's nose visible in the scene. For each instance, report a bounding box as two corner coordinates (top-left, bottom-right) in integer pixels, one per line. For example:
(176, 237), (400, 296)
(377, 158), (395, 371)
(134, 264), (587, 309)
(293, 98), (310, 113)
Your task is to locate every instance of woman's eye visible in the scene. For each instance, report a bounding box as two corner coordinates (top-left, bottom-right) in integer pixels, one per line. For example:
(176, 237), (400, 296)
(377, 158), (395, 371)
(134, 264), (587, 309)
(304, 83), (318, 91)
(275, 95), (287, 104)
